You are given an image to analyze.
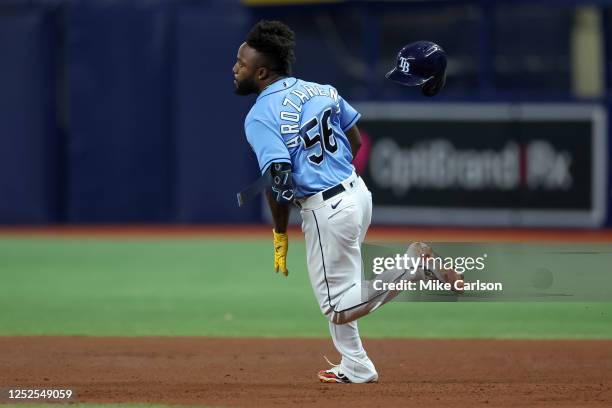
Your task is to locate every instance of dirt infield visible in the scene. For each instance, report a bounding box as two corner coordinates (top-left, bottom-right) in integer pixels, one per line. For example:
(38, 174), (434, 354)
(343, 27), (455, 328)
(1, 337), (611, 407)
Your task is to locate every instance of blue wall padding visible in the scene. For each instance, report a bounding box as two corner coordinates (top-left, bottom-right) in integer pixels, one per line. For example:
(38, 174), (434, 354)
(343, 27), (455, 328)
(0, 9), (62, 223)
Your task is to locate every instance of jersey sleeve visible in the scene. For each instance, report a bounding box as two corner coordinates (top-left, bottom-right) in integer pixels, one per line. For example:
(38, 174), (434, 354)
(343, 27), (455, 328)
(245, 119), (291, 174)
(338, 94), (361, 132)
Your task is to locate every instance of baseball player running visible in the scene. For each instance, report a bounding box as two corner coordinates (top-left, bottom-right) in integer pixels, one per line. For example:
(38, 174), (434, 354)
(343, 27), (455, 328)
(233, 20), (458, 383)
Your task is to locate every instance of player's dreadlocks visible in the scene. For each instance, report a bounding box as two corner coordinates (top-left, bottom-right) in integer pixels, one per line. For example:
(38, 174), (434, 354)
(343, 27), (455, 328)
(246, 20), (295, 76)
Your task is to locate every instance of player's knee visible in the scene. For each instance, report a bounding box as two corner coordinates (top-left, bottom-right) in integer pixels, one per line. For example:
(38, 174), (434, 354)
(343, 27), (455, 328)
(330, 310), (355, 325)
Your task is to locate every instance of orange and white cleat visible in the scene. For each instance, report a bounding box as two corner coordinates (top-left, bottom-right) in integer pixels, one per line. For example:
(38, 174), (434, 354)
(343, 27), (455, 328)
(318, 366), (352, 383)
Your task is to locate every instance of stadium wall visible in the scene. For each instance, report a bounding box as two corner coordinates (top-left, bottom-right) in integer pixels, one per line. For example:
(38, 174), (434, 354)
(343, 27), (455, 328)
(0, 0), (609, 227)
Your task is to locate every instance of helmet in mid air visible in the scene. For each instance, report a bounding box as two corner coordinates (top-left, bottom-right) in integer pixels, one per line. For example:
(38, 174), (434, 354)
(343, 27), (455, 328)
(385, 41), (447, 97)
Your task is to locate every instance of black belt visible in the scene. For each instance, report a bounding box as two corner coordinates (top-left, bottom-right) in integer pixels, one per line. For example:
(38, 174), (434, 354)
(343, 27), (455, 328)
(321, 175), (358, 201)
(322, 183), (345, 201)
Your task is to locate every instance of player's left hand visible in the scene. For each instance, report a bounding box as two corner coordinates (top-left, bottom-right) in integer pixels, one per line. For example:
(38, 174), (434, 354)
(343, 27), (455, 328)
(273, 229), (289, 277)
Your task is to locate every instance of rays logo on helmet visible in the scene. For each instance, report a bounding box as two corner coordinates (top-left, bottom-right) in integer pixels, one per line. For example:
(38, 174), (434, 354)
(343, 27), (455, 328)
(399, 57), (410, 73)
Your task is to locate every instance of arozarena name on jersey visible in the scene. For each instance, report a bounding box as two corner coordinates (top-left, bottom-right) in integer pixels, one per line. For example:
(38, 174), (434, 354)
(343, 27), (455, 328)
(279, 84), (339, 135)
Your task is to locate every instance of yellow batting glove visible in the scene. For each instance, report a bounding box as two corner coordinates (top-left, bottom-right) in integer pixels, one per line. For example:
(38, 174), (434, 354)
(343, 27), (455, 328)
(273, 229), (289, 277)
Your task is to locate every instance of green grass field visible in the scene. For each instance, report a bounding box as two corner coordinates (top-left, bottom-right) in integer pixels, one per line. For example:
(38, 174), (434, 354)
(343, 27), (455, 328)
(1, 237), (611, 339)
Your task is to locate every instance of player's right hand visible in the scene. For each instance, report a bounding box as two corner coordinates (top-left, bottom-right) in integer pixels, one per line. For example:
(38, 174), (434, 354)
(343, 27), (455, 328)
(273, 229), (289, 277)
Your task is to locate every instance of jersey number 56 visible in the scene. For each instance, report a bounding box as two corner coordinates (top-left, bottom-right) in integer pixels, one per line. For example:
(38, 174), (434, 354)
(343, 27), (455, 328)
(299, 107), (338, 165)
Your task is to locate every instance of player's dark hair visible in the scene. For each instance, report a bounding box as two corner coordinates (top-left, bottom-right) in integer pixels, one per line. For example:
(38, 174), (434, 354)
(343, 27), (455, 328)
(246, 20), (295, 76)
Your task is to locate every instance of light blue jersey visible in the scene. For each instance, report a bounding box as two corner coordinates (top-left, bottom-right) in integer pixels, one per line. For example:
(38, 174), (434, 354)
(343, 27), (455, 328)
(244, 77), (361, 198)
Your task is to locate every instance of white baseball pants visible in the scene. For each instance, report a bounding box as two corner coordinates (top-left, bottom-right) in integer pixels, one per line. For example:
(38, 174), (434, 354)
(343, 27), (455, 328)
(298, 172), (411, 383)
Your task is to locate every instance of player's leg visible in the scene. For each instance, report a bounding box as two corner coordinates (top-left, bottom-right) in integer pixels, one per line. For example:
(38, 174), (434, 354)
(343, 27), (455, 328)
(325, 176), (404, 324)
(330, 177), (463, 324)
(329, 246), (418, 324)
(302, 175), (462, 383)
(322, 177), (377, 383)
(326, 320), (378, 383)
(330, 241), (460, 324)
(301, 191), (363, 316)
(300, 174), (378, 383)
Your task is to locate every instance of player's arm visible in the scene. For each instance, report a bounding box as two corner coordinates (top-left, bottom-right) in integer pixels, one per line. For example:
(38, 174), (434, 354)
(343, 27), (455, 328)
(267, 192), (290, 276)
(266, 190), (290, 233)
(336, 92), (362, 160)
(345, 125), (362, 159)
(266, 162), (293, 234)
(266, 161), (294, 276)
(267, 185), (290, 266)
(245, 118), (294, 277)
